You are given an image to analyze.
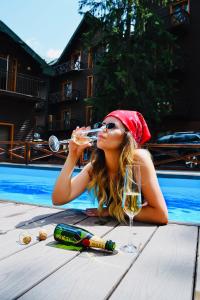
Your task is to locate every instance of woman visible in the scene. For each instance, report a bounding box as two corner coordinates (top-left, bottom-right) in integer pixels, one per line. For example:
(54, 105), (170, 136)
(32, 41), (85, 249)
(52, 110), (168, 225)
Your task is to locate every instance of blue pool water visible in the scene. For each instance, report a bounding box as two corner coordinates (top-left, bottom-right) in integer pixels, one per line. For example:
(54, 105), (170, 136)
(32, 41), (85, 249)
(0, 165), (199, 224)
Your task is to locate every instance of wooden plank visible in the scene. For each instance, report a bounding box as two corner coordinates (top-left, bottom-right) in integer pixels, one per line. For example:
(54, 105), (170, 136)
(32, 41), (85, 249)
(0, 203), (39, 233)
(19, 222), (157, 300)
(0, 202), (38, 217)
(0, 203), (60, 234)
(195, 229), (200, 300)
(0, 216), (119, 299)
(0, 209), (87, 261)
(110, 224), (198, 300)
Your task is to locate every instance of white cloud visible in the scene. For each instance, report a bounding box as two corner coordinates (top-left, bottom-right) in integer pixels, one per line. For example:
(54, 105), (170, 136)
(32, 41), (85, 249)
(46, 49), (62, 60)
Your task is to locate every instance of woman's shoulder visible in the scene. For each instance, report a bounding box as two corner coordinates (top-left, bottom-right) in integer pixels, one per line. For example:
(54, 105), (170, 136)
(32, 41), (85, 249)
(133, 148), (152, 163)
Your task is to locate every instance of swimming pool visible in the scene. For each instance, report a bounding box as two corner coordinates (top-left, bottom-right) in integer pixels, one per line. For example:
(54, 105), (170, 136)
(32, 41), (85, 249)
(0, 165), (199, 224)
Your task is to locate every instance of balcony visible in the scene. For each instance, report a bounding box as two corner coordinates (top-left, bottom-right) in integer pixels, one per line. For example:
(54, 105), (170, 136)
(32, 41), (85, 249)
(152, 1), (190, 34)
(49, 89), (81, 104)
(48, 111), (81, 133)
(0, 69), (47, 100)
(162, 1), (190, 33)
(54, 60), (85, 75)
(170, 8), (190, 27)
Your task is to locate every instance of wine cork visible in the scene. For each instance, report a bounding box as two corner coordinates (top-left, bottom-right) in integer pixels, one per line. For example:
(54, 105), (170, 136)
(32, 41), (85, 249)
(38, 229), (47, 241)
(19, 232), (32, 245)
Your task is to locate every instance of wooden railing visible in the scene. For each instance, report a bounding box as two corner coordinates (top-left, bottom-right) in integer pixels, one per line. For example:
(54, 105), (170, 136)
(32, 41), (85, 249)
(0, 69), (47, 99)
(0, 141), (67, 165)
(49, 89), (81, 104)
(147, 143), (200, 170)
(0, 141), (199, 170)
(53, 61), (86, 75)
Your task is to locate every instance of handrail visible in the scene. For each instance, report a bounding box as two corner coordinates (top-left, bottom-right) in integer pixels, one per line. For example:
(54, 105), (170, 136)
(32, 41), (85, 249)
(147, 143), (200, 148)
(54, 61), (86, 75)
(146, 143), (200, 170)
(0, 141), (199, 169)
(49, 89), (80, 103)
(0, 141), (67, 165)
(0, 69), (47, 99)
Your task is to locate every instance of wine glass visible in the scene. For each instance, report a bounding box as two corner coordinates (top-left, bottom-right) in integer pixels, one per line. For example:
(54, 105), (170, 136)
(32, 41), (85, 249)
(121, 164), (142, 253)
(49, 127), (105, 152)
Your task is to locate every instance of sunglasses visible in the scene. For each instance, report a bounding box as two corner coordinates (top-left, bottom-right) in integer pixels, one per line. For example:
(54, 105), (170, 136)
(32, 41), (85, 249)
(93, 122), (118, 130)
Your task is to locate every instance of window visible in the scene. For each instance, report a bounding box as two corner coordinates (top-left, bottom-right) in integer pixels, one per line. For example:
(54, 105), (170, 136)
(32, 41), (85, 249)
(170, 0), (190, 15)
(85, 106), (93, 126)
(169, 0), (190, 26)
(61, 109), (71, 129)
(105, 43), (109, 53)
(87, 76), (93, 98)
(62, 81), (72, 100)
(93, 47), (103, 66)
(71, 51), (81, 70)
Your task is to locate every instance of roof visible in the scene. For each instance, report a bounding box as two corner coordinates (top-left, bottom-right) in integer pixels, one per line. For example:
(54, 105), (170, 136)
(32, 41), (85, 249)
(48, 58), (59, 65)
(0, 20), (54, 76)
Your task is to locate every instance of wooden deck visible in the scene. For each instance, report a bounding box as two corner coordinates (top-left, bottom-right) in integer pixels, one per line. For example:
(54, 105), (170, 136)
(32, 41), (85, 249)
(0, 201), (199, 300)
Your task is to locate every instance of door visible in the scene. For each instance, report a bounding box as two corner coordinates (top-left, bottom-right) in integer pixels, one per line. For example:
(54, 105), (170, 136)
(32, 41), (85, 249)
(61, 109), (71, 130)
(62, 81), (73, 100)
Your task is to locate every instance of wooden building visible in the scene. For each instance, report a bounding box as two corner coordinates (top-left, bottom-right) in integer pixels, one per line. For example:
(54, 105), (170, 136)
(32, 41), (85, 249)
(48, 14), (95, 140)
(154, 0), (200, 133)
(0, 20), (51, 142)
(170, 0), (200, 132)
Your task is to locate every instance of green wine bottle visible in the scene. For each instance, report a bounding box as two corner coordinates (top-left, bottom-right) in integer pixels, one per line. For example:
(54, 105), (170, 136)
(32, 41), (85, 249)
(54, 223), (116, 251)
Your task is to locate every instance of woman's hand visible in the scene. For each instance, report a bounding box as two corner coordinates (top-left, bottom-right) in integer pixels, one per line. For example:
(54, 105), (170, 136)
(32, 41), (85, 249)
(85, 208), (110, 217)
(68, 127), (92, 160)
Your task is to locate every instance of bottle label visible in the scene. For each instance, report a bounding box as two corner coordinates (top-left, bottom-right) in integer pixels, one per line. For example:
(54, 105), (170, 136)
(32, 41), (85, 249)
(54, 224), (92, 245)
(89, 236), (106, 249)
(59, 234), (80, 244)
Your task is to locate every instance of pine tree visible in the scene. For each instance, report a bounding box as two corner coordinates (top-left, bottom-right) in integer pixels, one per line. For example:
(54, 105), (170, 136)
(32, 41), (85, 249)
(79, 0), (177, 125)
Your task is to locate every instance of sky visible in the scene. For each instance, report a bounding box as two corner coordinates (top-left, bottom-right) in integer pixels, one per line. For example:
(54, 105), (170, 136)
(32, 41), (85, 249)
(0, 0), (83, 62)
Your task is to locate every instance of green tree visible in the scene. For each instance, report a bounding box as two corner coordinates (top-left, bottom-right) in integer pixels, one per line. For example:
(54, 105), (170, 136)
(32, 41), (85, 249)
(79, 0), (177, 125)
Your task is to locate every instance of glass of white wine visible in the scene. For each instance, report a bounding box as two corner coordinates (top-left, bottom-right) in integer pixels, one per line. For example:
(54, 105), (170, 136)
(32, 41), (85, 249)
(121, 164), (142, 253)
(49, 127), (105, 152)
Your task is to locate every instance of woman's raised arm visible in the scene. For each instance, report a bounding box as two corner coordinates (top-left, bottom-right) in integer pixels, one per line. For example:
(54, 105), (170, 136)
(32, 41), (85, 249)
(52, 134), (92, 205)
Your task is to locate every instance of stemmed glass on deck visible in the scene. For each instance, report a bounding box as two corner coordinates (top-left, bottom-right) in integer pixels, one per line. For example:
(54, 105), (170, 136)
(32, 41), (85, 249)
(121, 164), (142, 253)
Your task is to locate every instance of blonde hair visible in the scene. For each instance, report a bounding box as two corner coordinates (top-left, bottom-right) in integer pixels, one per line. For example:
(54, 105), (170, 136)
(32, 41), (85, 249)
(88, 132), (138, 223)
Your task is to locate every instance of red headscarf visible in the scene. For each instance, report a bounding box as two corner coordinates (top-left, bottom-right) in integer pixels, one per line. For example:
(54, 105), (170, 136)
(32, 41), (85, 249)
(104, 110), (151, 145)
